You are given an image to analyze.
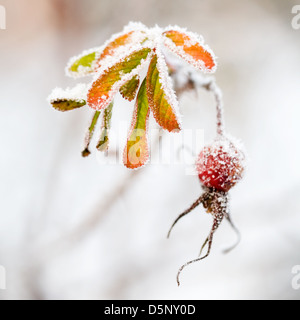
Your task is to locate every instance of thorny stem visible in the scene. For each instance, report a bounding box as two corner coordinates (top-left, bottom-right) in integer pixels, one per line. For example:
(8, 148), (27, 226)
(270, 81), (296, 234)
(82, 111), (101, 157)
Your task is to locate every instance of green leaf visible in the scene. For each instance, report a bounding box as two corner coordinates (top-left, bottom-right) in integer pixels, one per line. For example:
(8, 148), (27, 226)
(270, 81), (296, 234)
(67, 49), (100, 77)
(70, 52), (97, 72)
(146, 54), (181, 132)
(51, 99), (86, 112)
(87, 47), (152, 110)
(82, 111), (101, 157)
(119, 75), (140, 101)
(97, 102), (114, 152)
(123, 78), (150, 169)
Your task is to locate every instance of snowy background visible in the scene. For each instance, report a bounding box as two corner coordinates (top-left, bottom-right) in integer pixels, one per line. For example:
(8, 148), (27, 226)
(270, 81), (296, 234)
(1, 0), (300, 300)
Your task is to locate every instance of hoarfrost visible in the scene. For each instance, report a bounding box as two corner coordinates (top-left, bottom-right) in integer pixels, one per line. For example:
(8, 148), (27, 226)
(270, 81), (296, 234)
(66, 47), (103, 79)
(88, 47), (153, 110)
(47, 83), (89, 104)
(163, 25), (217, 73)
(155, 46), (182, 129)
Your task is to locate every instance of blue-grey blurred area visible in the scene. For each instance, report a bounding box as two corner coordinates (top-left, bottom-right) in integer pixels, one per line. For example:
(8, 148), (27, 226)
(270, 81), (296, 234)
(0, 0), (300, 300)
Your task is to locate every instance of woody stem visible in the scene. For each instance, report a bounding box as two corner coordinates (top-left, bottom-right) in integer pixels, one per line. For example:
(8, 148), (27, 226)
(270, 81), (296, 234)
(204, 80), (225, 138)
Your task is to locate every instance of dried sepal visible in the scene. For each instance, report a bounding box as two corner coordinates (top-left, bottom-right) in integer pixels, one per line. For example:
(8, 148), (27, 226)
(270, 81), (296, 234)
(123, 78), (150, 169)
(163, 27), (216, 72)
(167, 187), (240, 286)
(96, 102), (114, 152)
(87, 47), (152, 111)
(146, 54), (181, 132)
(119, 75), (140, 101)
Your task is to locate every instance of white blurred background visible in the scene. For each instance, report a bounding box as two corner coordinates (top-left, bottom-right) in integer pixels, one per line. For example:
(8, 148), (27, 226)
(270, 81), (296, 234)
(0, 0), (300, 300)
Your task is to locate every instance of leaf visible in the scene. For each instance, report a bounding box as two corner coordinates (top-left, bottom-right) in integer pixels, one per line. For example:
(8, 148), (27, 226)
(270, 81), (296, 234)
(66, 23), (148, 78)
(146, 54), (181, 132)
(94, 22), (148, 69)
(82, 111), (101, 157)
(124, 78), (150, 169)
(119, 75), (140, 101)
(67, 48), (101, 78)
(97, 102), (114, 152)
(163, 29), (216, 72)
(51, 99), (86, 112)
(96, 31), (140, 69)
(48, 84), (88, 111)
(87, 47), (152, 110)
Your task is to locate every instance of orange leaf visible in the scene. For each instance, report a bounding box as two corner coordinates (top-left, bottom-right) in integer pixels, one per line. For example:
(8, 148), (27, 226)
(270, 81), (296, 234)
(95, 31), (135, 69)
(87, 48), (152, 110)
(146, 54), (181, 132)
(123, 79), (150, 169)
(163, 29), (216, 72)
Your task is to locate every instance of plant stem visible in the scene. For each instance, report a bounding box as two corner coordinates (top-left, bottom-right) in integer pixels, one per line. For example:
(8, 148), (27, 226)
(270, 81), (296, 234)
(82, 110), (101, 157)
(203, 80), (225, 138)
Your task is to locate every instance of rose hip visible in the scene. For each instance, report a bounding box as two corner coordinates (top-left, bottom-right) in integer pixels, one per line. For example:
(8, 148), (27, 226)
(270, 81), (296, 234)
(168, 138), (245, 286)
(196, 141), (245, 192)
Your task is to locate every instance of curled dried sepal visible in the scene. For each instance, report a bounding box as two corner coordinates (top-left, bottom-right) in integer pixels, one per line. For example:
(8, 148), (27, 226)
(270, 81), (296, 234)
(123, 78), (150, 169)
(87, 47), (152, 111)
(119, 75), (140, 101)
(82, 111), (101, 157)
(163, 27), (216, 73)
(51, 99), (86, 112)
(97, 102), (114, 152)
(147, 54), (181, 132)
(168, 187), (240, 286)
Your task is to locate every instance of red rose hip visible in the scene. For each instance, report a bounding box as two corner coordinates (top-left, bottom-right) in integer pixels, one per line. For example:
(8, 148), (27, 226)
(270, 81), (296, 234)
(196, 140), (245, 192)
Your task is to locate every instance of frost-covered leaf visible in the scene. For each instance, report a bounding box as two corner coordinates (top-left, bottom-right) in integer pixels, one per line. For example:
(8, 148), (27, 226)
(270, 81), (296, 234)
(87, 47), (152, 110)
(119, 75), (140, 101)
(96, 32), (146, 69)
(146, 54), (181, 132)
(48, 84), (88, 111)
(66, 48), (102, 78)
(95, 22), (148, 68)
(163, 28), (216, 72)
(124, 78), (150, 169)
(82, 111), (101, 157)
(51, 99), (86, 112)
(97, 102), (114, 152)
